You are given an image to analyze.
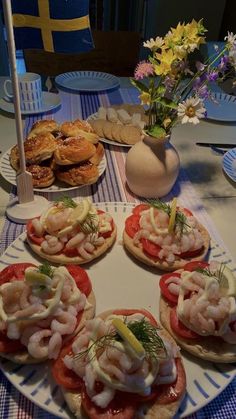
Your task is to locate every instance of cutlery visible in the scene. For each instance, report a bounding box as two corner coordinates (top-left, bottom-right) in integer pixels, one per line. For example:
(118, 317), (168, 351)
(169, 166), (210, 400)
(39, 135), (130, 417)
(196, 142), (236, 149)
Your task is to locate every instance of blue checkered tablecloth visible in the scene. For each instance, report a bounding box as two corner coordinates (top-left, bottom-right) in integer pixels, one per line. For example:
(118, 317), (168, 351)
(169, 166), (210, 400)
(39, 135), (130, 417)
(0, 85), (235, 419)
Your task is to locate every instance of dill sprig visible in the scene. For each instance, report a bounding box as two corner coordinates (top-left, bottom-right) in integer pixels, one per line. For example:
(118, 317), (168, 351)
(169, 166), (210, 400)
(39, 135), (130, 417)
(126, 318), (167, 360)
(147, 199), (190, 233)
(74, 318), (167, 363)
(196, 263), (226, 285)
(55, 196), (77, 208)
(38, 261), (54, 278)
(77, 213), (99, 234)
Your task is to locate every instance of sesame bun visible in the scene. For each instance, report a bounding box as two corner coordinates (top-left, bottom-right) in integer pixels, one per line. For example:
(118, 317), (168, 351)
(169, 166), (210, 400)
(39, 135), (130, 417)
(0, 291), (96, 365)
(27, 226), (117, 265)
(62, 309), (186, 419)
(123, 222), (210, 272)
(160, 297), (236, 363)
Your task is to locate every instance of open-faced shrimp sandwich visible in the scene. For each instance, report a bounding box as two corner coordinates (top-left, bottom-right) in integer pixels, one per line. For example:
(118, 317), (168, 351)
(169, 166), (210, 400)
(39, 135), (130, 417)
(159, 260), (236, 362)
(123, 199), (210, 271)
(52, 308), (186, 419)
(26, 197), (116, 265)
(0, 262), (95, 364)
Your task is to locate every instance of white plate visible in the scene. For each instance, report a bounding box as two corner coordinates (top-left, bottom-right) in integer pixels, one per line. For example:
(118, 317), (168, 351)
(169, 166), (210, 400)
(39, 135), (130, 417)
(0, 202), (235, 418)
(87, 113), (132, 148)
(222, 147), (236, 182)
(204, 92), (236, 121)
(55, 71), (120, 92)
(0, 92), (61, 115)
(0, 149), (107, 193)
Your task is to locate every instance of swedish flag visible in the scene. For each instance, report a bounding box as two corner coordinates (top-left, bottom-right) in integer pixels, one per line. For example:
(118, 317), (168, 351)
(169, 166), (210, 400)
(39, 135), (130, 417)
(11, 0), (94, 53)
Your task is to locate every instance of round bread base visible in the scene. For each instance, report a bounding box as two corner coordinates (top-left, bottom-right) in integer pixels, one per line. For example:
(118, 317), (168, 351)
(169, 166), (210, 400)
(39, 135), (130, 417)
(62, 309), (186, 419)
(27, 227), (117, 265)
(123, 223), (210, 272)
(0, 291), (96, 364)
(160, 297), (236, 363)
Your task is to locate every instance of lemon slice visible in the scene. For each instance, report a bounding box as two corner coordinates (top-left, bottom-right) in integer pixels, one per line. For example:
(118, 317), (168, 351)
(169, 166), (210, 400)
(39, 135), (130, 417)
(69, 199), (91, 226)
(168, 197), (177, 233)
(112, 318), (145, 360)
(25, 270), (49, 284)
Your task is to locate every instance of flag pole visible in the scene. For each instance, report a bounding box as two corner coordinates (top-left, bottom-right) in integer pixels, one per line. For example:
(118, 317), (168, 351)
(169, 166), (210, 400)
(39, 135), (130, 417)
(2, 0), (48, 223)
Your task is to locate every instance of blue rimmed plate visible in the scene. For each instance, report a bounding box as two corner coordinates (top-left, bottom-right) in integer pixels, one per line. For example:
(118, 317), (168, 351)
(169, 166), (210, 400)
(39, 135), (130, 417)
(55, 71), (120, 92)
(204, 92), (236, 121)
(222, 147), (236, 182)
(0, 202), (235, 418)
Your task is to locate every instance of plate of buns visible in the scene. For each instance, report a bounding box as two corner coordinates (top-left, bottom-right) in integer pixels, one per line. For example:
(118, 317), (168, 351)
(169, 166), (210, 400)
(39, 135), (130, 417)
(0, 201), (235, 419)
(0, 119), (106, 192)
(88, 104), (148, 146)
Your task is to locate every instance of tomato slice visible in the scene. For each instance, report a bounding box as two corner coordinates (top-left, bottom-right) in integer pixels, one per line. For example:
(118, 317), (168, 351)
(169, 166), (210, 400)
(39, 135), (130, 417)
(159, 273), (181, 304)
(182, 261), (209, 271)
(112, 308), (158, 327)
(52, 343), (84, 390)
(26, 220), (44, 245)
(81, 382), (138, 419)
(0, 332), (25, 353)
(62, 247), (79, 257)
(132, 204), (150, 216)
(152, 358), (186, 404)
(170, 307), (200, 339)
(0, 263), (36, 286)
(141, 238), (161, 259)
(125, 214), (140, 238)
(66, 264), (92, 297)
(177, 247), (204, 259)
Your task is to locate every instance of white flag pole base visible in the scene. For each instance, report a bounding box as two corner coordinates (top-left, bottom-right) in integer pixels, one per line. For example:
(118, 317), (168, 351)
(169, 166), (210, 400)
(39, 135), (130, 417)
(6, 195), (49, 224)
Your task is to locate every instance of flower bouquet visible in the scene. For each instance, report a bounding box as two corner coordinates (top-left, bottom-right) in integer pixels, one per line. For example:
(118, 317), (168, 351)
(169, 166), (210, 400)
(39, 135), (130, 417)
(131, 19), (236, 139)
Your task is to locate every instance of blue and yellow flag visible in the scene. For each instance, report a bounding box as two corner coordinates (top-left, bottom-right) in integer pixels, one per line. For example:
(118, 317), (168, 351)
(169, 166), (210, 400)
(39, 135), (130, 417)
(11, 0), (94, 53)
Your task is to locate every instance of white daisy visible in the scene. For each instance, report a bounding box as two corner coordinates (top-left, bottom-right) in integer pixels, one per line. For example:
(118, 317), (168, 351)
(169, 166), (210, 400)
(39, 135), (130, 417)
(177, 97), (206, 125)
(225, 32), (236, 48)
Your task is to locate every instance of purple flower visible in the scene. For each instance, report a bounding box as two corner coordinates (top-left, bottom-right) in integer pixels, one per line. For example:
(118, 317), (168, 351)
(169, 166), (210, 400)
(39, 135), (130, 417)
(134, 61), (155, 80)
(207, 70), (219, 82)
(193, 84), (210, 99)
(218, 55), (229, 71)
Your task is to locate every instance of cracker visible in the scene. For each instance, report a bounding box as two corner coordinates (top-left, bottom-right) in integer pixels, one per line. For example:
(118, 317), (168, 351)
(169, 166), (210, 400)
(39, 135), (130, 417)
(102, 120), (114, 140)
(89, 119), (106, 137)
(120, 125), (142, 145)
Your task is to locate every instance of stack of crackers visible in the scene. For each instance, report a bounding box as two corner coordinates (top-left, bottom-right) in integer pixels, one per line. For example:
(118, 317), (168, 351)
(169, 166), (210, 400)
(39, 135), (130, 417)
(89, 104), (148, 145)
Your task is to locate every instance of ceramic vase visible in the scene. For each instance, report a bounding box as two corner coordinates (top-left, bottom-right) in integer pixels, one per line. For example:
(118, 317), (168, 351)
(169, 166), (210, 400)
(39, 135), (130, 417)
(125, 134), (180, 198)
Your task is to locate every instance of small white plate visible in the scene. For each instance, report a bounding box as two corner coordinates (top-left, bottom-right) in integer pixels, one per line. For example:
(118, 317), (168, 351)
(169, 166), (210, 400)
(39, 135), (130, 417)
(0, 202), (235, 418)
(222, 147), (236, 182)
(0, 92), (61, 115)
(0, 149), (106, 193)
(55, 71), (120, 92)
(204, 92), (236, 121)
(87, 113), (132, 148)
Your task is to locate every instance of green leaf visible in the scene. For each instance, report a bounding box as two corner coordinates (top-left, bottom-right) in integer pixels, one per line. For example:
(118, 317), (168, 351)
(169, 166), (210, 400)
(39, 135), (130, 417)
(130, 78), (149, 93)
(157, 98), (178, 109)
(145, 125), (167, 139)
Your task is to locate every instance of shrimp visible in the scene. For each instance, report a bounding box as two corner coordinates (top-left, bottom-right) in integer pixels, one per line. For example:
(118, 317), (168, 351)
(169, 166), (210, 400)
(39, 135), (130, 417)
(1, 281), (25, 313)
(28, 329), (52, 359)
(41, 236), (64, 255)
(19, 284), (31, 309)
(66, 232), (85, 249)
(32, 218), (45, 236)
(51, 310), (77, 335)
(46, 207), (72, 234)
(48, 332), (62, 359)
(99, 350), (126, 382)
(7, 322), (21, 340)
(20, 326), (41, 346)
